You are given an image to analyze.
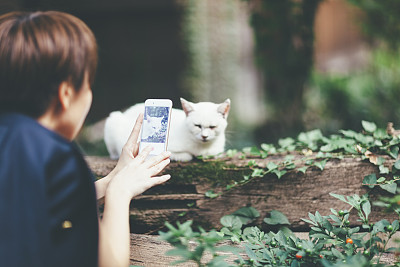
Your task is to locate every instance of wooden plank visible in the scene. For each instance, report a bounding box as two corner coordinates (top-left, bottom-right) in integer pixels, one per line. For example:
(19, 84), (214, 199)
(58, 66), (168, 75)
(129, 233), (397, 266)
(87, 155), (398, 234)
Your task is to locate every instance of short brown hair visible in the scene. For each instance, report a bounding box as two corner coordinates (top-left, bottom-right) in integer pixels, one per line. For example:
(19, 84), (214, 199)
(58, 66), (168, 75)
(0, 11), (98, 118)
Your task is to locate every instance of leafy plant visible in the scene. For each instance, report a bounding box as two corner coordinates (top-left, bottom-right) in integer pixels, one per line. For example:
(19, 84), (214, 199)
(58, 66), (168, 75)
(161, 193), (400, 266)
(166, 121), (400, 265)
(159, 220), (238, 266)
(208, 121), (400, 198)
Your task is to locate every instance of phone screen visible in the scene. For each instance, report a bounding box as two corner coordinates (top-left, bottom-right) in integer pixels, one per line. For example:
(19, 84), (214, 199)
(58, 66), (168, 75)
(139, 102), (172, 157)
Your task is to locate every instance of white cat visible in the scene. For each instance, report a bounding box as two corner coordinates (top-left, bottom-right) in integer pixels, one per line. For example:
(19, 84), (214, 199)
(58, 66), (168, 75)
(141, 113), (163, 140)
(104, 98), (231, 161)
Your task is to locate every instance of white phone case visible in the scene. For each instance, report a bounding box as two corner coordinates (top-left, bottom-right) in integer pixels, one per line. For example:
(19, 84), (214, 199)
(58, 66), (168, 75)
(139, 99), (172, 157)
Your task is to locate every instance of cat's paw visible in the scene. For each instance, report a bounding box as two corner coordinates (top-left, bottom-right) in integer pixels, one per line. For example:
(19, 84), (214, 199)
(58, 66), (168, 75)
(170, 152), (193, 162)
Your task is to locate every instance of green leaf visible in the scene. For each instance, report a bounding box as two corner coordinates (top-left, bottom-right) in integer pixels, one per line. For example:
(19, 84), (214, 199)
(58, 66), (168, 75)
(278, 137), (295, 148)
(251, 168), (265, 177)
(298, 129), (323, 144)
(264, 210), (290, 225)
(232, 207), (260, 223)
(348, 226), (360, 235)
(377, 177), (386, 183)
(310, 233), (331, 239)
(285, 163), (296, 170)
(376, 157), (386, 165)
(394, 160), (400, 170)
(247, 160), (256, 167)
(389, 146), (400, 159)
(379, 165), (390, 174)
(220, 215), (243, 230)
(314, 159), (327, 171)
(273, 169), (287, 179)
(315, 211), (323, 223)
(249, 146), (261, 156)
(375, 140), (383, 146)
(355, 133), (374, 145)
(329, 215), (342, 224)
(330, 193), (349, 204)
(301, 218), (318, 226)
(244, 244), (258, 262)
(362, 120), (377, 133)
(226, 149), (238, 157)
(322, 218), (333, 231)
(392, 220), (399, 232)
(320, 143), (336, 152)
(331, 248), (345, 259)
(297, 166), (308, 174)
(380, 183), (397, 194)
(205, 190), (220, 199)
(374, 128), (389, 139)
(261, 143), (276, 154)
(362, 174), (377, 188)
(362, 201), (371, 220)
(266, 162), (278, 171)
(340, 129), (357, 138)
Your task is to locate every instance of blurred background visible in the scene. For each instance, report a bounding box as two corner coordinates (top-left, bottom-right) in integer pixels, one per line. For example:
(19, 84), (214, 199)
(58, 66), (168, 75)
(1, 0), (400, 155)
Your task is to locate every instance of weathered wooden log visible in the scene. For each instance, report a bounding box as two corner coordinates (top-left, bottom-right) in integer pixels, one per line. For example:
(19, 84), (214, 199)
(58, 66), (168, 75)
(129, 233), (245, 266)
(129, 233), (397, 266)
(86, 155), (398, 234)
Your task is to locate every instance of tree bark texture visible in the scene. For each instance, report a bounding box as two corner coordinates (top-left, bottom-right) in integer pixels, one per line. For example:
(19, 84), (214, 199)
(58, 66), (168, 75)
(87, 155), (397, 234)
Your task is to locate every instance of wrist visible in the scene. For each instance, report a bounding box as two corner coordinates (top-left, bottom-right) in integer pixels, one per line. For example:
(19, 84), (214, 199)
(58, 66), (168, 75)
(105, 180), (132, 204)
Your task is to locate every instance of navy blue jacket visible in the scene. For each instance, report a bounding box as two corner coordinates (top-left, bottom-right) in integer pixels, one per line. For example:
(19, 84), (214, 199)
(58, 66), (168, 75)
(0, 113), (98, 267)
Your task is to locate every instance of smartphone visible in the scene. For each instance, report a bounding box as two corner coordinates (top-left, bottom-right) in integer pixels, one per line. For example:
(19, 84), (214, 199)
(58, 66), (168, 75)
(139, 99), (173, 158)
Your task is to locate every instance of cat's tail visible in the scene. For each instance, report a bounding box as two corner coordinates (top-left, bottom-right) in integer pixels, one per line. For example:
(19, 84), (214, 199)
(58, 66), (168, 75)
(104, 111), (132, 160)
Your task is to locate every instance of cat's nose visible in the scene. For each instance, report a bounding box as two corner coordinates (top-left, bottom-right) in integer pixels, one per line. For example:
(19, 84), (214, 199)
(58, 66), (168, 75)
(201, 135), (208, 141)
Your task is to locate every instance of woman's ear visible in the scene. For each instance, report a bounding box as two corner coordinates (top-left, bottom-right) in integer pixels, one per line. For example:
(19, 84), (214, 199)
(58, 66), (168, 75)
(58, 82), (74, 110)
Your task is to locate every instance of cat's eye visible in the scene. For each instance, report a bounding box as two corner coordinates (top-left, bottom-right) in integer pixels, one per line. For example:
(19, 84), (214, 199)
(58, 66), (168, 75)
(209, 126), (216, 129)
(194, 124), (202, 128)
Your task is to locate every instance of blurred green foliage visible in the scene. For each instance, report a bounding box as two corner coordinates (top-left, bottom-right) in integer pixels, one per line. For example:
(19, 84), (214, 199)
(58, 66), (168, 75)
(305, 48), (400, 134)
(304, 0), (400, 135)
(346, 0), (400, 50)
(249, 0), (400, 143)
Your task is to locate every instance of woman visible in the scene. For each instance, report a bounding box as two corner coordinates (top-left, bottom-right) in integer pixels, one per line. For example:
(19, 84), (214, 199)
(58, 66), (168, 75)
(0, 11), (171, 267)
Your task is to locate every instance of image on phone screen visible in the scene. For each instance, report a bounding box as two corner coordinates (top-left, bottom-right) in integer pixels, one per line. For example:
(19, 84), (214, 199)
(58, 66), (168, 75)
(140, 105), (171, 156)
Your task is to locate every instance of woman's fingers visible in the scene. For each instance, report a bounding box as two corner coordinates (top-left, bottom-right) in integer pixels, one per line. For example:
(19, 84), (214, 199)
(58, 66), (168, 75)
(124, 113), (144, 155)
(144, 151), (171, 168)
(148, 158), (170, 176)
(133, 145), (153, 163)
(151, 174), (171, 185)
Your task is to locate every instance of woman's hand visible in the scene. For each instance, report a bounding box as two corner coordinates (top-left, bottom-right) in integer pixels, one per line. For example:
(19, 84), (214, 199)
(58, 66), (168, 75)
(113, 113), (144, 174)
(105, 113), (171, 200)
(107, 147), (170, 200)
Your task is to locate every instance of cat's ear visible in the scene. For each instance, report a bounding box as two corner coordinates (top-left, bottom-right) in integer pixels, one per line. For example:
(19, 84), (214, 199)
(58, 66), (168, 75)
(180, 98), (195, 116)
(217, 99), (231, 119)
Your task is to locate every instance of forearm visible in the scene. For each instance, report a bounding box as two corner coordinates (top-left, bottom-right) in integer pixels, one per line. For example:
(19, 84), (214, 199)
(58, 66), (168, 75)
(98, 189), (131, 267)
(94, 174), (112, 200)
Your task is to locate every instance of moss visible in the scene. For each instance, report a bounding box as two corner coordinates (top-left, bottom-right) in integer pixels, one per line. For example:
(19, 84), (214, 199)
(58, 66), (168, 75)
(167, 159), (251, 186)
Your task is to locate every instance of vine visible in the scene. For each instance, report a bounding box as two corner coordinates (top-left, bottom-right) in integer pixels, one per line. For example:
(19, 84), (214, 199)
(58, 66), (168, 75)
(205, 120), (400, 198)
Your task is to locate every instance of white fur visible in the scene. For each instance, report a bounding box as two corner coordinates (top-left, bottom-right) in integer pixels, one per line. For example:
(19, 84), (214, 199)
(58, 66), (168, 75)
(142, 114), (163, 140)
(104, 98), (231, 161)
